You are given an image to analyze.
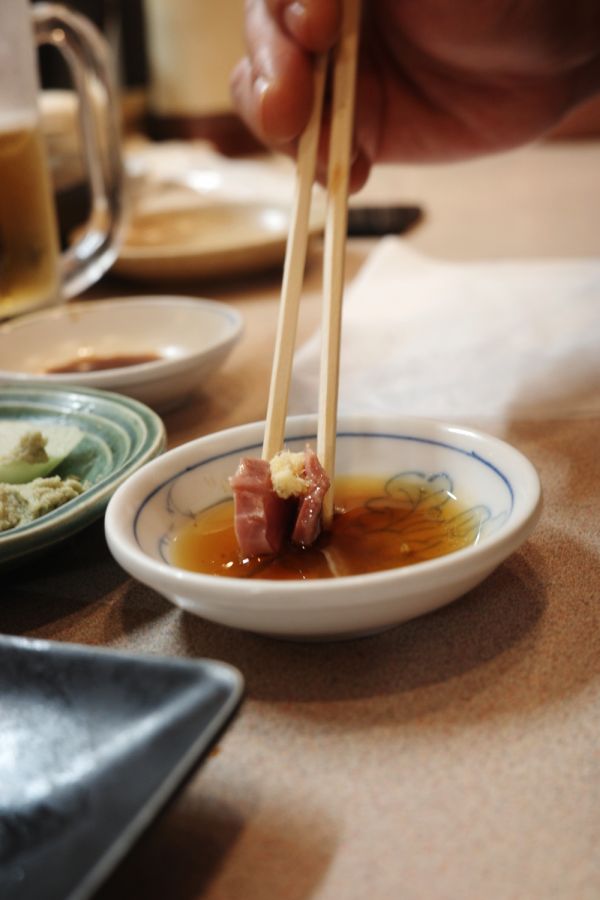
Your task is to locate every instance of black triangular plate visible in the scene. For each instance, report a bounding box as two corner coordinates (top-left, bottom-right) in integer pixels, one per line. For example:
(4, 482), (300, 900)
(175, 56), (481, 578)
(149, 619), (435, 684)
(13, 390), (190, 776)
(0, 636), (243, 900)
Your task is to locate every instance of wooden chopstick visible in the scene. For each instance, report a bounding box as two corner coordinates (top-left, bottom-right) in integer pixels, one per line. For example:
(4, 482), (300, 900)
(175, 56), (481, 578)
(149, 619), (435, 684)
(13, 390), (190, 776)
(262, 54), (327, 460)
(262, 0), (362, 529)
(317, 0), (362, 527)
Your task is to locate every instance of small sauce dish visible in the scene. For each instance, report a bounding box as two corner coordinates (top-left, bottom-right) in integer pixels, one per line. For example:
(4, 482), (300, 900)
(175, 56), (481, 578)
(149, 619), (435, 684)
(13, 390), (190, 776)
(0, 296), (243, 412)
(104, 414), (542, 641)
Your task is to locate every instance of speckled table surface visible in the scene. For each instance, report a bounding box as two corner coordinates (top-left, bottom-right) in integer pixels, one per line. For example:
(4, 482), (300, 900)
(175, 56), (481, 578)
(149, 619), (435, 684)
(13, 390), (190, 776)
(3, 141), (600, 900)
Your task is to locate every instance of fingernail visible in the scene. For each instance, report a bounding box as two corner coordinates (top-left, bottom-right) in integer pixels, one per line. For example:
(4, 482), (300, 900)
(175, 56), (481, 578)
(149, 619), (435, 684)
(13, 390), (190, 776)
(253, 72), (270, 101)
(253, 72), (280, 141)
(283, 0), (307, 36)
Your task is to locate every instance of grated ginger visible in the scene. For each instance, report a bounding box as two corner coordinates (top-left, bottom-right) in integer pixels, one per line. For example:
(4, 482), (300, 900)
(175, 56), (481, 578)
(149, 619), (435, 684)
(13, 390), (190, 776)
(269, 450), (309, 499)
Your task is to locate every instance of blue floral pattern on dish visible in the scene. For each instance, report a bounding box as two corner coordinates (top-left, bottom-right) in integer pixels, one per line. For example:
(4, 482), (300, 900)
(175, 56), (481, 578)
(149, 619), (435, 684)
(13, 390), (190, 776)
(138, 432), (513, 569)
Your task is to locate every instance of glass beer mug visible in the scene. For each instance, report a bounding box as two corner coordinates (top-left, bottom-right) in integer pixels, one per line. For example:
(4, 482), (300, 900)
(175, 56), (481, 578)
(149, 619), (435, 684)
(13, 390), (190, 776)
(0, 0), (123, 319)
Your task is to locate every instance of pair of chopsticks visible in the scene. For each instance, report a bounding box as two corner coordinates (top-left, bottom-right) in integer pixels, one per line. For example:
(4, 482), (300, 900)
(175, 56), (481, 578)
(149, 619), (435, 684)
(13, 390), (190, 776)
(262, 0), (362, 527)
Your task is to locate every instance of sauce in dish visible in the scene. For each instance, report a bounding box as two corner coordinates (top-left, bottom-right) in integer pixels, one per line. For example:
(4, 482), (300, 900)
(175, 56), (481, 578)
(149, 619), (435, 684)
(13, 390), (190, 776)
(170, 474), (483, 580)
(46, 353), (161, 373)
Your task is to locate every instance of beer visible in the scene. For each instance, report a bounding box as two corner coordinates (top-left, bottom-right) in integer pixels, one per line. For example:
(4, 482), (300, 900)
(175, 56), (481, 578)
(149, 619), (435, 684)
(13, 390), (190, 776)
(0, 118), (60, 318)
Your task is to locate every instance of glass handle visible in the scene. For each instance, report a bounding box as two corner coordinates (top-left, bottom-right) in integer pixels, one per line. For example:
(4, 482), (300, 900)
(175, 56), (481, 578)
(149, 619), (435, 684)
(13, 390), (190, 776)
(33, 3), (125, 298)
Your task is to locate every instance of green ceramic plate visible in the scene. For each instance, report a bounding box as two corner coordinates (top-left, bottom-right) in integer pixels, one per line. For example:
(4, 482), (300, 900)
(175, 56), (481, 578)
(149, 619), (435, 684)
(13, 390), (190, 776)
(0, 385), (166, 569)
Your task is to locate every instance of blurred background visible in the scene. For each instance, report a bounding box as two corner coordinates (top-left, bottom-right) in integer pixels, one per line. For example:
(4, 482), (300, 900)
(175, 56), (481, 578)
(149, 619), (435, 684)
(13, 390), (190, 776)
(32, 0), (269, 249)
(30, 0), (600, 261)
(36, 1), (146, 118)
(33, 0), (263, 152)
(34, 0), (600, 143)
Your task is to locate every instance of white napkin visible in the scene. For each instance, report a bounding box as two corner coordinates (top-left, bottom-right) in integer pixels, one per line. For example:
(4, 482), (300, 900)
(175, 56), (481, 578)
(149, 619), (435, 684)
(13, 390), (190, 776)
(288, 238), (600, 423)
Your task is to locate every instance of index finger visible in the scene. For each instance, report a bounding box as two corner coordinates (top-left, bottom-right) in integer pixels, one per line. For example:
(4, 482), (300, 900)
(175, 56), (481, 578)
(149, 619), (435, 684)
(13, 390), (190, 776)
(265, 0), (342, 53)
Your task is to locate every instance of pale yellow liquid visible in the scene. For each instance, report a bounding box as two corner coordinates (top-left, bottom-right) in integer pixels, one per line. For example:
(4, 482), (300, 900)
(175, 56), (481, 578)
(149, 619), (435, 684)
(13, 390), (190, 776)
(0, 124), (60, 318)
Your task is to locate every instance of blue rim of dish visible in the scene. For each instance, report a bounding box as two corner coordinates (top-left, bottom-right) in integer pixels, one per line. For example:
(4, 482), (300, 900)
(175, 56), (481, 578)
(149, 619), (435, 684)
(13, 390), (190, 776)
(0, 384), (166, 566)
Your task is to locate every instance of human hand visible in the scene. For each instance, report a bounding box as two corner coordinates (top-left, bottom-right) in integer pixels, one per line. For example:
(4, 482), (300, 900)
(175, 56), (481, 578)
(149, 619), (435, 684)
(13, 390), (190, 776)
(231, 0), (600, 189)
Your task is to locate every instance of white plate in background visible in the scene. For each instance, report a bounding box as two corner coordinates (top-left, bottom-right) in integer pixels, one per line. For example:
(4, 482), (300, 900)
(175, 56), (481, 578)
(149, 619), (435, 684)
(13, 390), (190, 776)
(113, 145), (325, 282)
(0, 297), (243, 412)
(114, 199), (325, 282)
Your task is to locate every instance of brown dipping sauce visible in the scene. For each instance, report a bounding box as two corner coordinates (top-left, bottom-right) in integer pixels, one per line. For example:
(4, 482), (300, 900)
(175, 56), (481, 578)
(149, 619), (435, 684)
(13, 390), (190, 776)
(170, 475), (483, 581)
(46, 353), (161, 374)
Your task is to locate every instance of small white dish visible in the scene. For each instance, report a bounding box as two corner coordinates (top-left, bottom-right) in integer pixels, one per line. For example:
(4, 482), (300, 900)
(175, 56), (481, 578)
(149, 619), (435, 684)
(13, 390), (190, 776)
(113, 200), (325, 282)
(104, 414), (542, 641)
(0, 296), (243, 412)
